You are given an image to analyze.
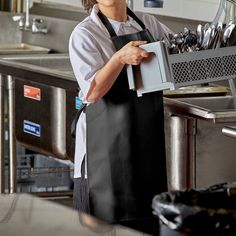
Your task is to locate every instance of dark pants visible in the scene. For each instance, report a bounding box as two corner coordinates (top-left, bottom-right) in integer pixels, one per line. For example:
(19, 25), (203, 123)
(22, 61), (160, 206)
(73, 157), (90, 213)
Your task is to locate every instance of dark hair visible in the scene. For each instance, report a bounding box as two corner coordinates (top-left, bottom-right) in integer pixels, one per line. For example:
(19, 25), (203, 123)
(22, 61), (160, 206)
(81, 0), (97, 11)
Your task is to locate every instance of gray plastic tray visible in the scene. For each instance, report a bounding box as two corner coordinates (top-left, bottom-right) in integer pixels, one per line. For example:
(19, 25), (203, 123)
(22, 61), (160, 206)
(127, 41), (236, 96)
(169, 45), (236, 88)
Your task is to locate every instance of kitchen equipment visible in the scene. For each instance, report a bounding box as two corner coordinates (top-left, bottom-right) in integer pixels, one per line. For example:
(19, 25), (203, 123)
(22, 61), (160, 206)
(163, 0), (236, 51)
(196, 24), (204, 47)
(127, 41), (236, 96)
(163, 86), (228, 98)
(0, 54), (77, 161)
(164, 96), (236, 191)
(223, 21), (236, 44)
(212, 0), (236, 46)
(202, 24), (213, 49)
(215, 21), (224, 48)
(127, 41), (173, 96)
(127, 1), (236, 96)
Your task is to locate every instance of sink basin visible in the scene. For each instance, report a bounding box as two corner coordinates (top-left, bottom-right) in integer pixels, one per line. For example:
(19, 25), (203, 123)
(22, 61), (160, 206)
(0, 43), (50, 55)
(176, 96), (236, 111)
(0, 54), (76, 90)
(164, 96), (236, 123)
(1, 54), (74, 78)
(5, 55), (72, 72)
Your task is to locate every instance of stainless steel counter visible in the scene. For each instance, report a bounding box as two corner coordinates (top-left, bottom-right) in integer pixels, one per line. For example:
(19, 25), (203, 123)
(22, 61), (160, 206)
(0, 193), (150, 236)
(0, 54), (78, 193)
(1, 53), (236, 195)
(164, 96), (236, 123)
(0, 53), (76, 89)
(164, 95), (236, 191)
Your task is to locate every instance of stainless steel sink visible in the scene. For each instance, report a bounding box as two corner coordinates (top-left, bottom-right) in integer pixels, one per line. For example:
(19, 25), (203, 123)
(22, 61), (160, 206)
(164, 96), (236, 123)
(164, 96), (236, 193)
(5, 55), (72, 71)
(2, 54), (78, 160)
(0, 43), (50, 55)
(176, 96), (236, 111)
(1, 54), (75, 79)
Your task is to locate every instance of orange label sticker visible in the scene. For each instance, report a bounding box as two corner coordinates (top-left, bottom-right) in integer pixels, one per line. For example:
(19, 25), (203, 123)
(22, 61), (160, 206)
(24, 85), (41, 101)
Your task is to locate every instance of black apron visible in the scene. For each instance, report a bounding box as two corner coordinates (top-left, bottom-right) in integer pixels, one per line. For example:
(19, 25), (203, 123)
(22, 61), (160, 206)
(86, 8), (167, 223)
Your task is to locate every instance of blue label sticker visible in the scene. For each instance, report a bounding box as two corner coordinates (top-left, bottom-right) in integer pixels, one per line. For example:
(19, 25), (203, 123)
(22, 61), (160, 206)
(75, 96), (83, 110)
(23, 120), (41, 137)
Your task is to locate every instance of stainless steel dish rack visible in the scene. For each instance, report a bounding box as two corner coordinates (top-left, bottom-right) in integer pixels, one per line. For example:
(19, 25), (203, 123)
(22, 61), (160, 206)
(127, 41), (236, 96)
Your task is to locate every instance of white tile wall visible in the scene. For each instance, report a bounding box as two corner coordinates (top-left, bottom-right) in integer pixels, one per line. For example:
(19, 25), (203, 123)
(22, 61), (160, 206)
(36, 0), (220, 22)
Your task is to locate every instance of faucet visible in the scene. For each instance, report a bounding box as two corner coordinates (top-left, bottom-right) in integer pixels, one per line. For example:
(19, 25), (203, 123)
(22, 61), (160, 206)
(24, 0), (30, 30)
(12, 0), (30, 31)
(12, 0), (48, 34)
(31, 18), (48, 34)
(12, 15), (25, 30)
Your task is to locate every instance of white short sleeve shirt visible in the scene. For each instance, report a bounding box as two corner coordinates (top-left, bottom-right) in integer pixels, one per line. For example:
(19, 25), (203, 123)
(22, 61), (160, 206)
(69, 4), (171, 178)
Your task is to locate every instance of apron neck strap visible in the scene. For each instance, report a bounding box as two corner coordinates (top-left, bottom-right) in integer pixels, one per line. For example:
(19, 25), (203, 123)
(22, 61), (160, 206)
(127, 8), (146, 30)
(97, 8), (146, 38)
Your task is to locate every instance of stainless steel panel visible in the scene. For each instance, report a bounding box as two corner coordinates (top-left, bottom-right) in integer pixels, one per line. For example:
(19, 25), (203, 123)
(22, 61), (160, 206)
(22, 15), (78, 53)
(196, 120), (236, 188)
(165, 96), (236, 191)
(14, 78), (77, 160)
(0, 12), (22, 45)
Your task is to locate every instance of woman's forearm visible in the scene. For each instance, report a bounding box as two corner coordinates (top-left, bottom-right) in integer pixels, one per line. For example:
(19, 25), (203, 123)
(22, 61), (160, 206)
(86, 41), (149, 103)
(86, 52), (124, 103)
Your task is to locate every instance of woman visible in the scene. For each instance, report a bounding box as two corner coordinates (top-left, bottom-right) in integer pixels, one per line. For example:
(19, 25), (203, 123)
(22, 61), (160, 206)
(69, 0), (171, 225)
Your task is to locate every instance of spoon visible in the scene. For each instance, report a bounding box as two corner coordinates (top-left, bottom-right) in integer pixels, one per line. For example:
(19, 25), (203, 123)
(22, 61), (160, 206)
(202, 25), (212, 49)
(196, 24), (204, 47)
(223, 21), (235, 45)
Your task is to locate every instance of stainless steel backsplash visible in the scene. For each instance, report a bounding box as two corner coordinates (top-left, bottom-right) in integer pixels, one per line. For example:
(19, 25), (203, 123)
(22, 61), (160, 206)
(0, 2), (206, 53)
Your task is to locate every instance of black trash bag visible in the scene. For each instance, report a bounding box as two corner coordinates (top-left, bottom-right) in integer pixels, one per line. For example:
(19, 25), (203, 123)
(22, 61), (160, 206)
(152, 182), (236, 235)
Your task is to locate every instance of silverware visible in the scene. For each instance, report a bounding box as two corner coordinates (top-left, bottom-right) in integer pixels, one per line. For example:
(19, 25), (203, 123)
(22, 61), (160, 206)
(202, 25), (212, 49)
(223, 21), (235, 44)
(196, 24), (204, 47)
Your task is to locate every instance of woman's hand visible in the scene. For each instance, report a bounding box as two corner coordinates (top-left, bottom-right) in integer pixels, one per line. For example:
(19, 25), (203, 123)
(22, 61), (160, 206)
(115, 41), (150, 65)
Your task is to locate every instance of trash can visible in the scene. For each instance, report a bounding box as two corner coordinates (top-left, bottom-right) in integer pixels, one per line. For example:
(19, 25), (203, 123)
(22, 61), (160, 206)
(152, 183), (236, 236)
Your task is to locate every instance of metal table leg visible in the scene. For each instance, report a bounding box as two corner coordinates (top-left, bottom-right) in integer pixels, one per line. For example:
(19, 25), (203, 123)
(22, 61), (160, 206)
(0, 74), (5, 193)
(168, 116), (196, 190)
(7, 75), (16, 194)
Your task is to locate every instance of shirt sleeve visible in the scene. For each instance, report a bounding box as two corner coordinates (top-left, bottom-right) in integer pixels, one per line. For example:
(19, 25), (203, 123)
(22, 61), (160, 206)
(69, 26), (105, 99)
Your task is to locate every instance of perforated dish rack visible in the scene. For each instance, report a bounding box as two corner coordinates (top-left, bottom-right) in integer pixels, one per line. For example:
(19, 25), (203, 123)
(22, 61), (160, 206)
(128, 42), (236, 96)
(168, 45), (236, 87)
